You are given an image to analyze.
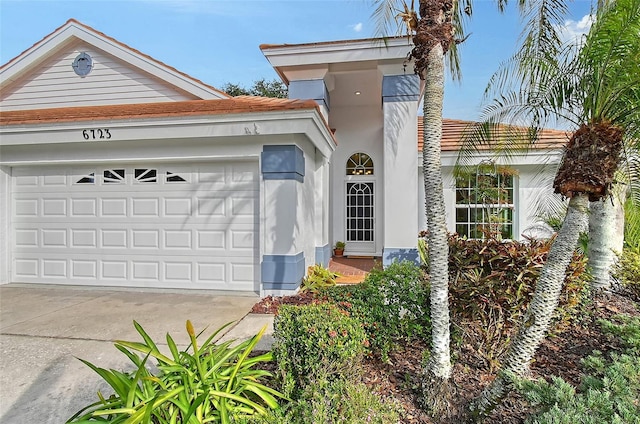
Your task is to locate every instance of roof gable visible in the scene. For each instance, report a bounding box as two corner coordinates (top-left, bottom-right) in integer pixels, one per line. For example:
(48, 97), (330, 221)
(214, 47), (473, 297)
(1, 19), (228, 111)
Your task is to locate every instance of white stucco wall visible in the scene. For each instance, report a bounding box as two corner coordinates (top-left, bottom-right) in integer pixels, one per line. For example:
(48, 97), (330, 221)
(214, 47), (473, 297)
(299, 147), (320, 269)
(328, 105), (383, 254)
(382, 99), (419, 250)
(419, 158), (561, 241)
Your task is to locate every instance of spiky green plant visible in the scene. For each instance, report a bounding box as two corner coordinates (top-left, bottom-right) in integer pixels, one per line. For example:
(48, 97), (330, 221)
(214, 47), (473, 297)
(67, 321), (285, 424)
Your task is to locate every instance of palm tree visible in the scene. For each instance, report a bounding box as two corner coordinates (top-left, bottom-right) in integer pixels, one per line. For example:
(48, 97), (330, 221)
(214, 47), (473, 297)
(370, 1), (579, 412)
(371, 1), (469, 403)
(371, 0), (577, 404)
(468, 0), (640, 417)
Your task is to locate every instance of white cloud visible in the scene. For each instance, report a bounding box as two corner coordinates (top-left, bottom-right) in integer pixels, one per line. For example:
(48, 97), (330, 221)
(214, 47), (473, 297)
(559, 14), (594, 45)
(352, 22), (363, 32)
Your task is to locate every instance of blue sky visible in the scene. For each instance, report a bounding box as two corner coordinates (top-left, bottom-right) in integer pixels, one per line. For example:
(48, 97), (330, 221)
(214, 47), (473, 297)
(1, 0), (594, 121)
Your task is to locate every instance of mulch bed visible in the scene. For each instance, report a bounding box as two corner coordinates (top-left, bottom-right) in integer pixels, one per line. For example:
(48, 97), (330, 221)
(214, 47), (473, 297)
(252, 291), (639, 423)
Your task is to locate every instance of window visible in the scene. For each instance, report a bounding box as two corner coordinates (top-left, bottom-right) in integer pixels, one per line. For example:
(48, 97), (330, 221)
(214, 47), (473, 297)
(346, 153), (374, 175)
(135, 169), (157, 183)
(455, 162), (515, 239)
(76, 172), (95, 184)
(103, 169), (125, 184)
(166, 171), (186, 183)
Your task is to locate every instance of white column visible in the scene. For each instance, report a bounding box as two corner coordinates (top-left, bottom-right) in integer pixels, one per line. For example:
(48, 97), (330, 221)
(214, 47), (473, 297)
(381, 75), (420, 265)
(260, 145), (306, 295)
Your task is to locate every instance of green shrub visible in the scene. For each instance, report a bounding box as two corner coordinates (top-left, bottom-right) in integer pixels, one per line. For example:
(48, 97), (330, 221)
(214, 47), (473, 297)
(250, 376), (400, 424)
(67, 320), (284, 424)
(599, 315), (640, 354)
(321, 261), (430, 360)
(299, 264), (339, 294)
(364, 261), (430, 340)
(272, 304), (366, 398)
(518, 317), (640, 424)
(519, 353), (640, 424)
(448, 235), (590, 368)
(613, 248), (640, 300)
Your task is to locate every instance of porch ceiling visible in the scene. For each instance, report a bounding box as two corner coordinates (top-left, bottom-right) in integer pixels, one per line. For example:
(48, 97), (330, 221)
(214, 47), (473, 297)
(329, 68), (381, 108)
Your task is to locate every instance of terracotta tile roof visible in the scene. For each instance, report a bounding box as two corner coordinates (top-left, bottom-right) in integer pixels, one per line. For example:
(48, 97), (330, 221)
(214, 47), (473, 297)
(0, 97), (321, 126)
(420, 118), (569, 152)
(0, 19), (229, 99)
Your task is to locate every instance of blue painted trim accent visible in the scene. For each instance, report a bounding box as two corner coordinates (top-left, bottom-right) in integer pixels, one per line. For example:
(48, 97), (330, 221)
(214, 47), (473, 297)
(261, 145), (305, 182)
(263, 172), (304, 183)
(382, 248), (420, 267)
(289, 80), (330, 110)
(261, 252), (305, 290)
(382, 75), (420, 102)
(315, 244), (331, 267)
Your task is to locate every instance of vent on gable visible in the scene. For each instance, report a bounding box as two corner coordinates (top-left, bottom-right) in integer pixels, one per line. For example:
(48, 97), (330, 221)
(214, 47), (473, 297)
(72, 52), (93, 77)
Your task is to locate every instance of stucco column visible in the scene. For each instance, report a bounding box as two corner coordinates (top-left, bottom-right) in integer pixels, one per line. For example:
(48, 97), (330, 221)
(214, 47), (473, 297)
(289, 79), (330, 120)
(381, 74), (420, 265)
(260, 145), (306, 296)
(314, 159), (331, 267)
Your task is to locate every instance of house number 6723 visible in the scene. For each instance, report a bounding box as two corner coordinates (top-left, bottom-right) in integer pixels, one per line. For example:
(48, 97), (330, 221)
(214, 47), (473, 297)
(82, 129), (111, 140)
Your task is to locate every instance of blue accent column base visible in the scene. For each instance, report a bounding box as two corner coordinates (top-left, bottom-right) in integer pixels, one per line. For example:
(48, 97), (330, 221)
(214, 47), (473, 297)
(382, 248), (419, 267)
(315, 244), (331, 267)
(261, 252), (305, 291)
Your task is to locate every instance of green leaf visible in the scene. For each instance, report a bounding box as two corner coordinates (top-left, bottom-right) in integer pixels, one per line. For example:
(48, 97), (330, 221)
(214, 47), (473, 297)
(166, 333), (180, 363)
(115, 341), (177, 366)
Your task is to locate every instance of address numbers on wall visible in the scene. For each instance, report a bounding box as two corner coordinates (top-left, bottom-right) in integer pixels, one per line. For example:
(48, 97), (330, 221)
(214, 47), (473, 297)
(82, 129), (112, 140)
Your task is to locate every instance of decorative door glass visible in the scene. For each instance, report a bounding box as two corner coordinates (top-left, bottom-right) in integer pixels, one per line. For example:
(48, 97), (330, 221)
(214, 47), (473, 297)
(346, 182), (374, 242)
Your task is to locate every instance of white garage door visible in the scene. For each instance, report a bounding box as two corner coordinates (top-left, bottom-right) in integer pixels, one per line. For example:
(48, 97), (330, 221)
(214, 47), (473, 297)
(11, 162), (259, 291)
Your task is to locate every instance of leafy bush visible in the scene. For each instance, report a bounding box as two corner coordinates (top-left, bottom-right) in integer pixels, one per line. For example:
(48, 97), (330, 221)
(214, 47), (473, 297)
(249, 376), (400, 424)
(321, 261), (430, 360)
(447, 235), (590, 368)
(67, 320), (284, 424)
(364, 261), (431, 340)
(518, 316), (640, 424)
(272, 304), (366, 398)
(518, 354), (640, 424)
(299, 264), (339, 294)
(613, 248), (640, 300)
(598, 315), (640, 354)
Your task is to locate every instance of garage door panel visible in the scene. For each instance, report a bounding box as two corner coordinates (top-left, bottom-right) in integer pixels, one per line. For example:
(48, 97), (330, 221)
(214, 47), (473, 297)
(11, 163), (259, 291)
(14, 225), (256, 252)
(72, 198), (98, 217)
(14, 199), (39, 217)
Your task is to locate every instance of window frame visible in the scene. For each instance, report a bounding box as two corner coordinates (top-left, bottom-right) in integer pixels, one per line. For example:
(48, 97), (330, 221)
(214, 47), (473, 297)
(346, 152), (374, 176)
(454, 163), (516, 240)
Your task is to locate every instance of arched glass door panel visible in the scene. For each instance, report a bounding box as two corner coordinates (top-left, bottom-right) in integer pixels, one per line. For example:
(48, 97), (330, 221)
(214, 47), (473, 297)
(346, 182), (374, 246)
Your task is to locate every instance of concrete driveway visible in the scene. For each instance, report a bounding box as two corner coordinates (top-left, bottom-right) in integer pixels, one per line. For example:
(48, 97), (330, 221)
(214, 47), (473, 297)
(0, 284), (263, 423)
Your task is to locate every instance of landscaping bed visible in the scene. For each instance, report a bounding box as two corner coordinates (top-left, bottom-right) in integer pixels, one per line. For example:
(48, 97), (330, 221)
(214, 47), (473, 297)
(253, 290), (638, 423)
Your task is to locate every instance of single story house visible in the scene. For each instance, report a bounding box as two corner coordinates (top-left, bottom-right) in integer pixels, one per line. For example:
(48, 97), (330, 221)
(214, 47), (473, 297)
(0, 19), (566, 295)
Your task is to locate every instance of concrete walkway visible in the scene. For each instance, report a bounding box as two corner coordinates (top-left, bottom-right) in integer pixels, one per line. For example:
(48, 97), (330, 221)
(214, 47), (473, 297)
(0, 284), (274, 424)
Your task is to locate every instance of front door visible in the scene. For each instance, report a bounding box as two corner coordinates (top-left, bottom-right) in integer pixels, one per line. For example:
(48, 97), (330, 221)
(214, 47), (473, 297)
(345, 181), (375, 254)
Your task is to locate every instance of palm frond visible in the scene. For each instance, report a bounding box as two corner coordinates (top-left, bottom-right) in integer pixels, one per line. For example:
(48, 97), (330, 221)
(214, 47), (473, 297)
(370, 0), (408, 38)
(518, 0), (570, 65)
(578, 0), (640, 125)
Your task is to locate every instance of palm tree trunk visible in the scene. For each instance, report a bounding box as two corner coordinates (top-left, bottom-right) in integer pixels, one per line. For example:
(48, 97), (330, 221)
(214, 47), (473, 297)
(422, 43), (452, 382)
(470, 193), (589, 420)
(588, 187), (625, 290)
